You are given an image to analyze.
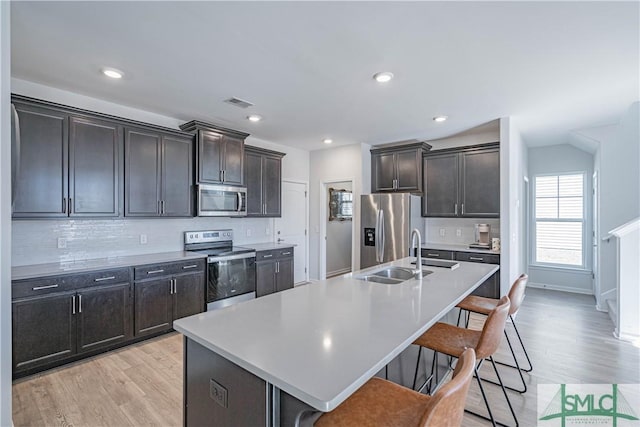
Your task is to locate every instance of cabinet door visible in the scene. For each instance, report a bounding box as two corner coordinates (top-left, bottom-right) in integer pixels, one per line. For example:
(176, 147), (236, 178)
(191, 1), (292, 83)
(69, 116), (121, 217)
(76, 282), (133, 353)
(395, 149), (421, 192)
(222, 136), (244, 185)
(244, 151), (264, 216)
(423, 153), (458, 217)
(263, 155), (282, 217)
(198, 130), (223, 184)
(12, 103), (68, 218)
(173, 272), (205, 321)
(125, 128), (161, 216)
(162, 135), (193, 217)
(275, 258), (294, 293)
(372, 152), (396, 192)
(460, 148), (500, 217)
(12, 292), (76, 373)
(134, 278), (173, 336)
(256, 260), (276, 297)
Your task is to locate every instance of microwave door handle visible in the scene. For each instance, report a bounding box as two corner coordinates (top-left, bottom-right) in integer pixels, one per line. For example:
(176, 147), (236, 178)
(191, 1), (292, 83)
(237, 192), (243, 212)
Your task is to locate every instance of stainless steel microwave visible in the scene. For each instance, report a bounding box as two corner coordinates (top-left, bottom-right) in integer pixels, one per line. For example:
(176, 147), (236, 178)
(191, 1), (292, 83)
(197, 184), (247, 217)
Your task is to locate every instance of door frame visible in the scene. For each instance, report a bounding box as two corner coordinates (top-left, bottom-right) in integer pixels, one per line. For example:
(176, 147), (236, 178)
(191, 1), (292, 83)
(277, 179), (309, 284)
(319, 178), (356, 280)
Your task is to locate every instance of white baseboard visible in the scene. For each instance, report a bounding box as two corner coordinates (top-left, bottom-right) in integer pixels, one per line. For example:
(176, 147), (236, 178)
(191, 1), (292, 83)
(528, 282), (594, 295)
(613, 328), (640, 343)
(595, 303), (608, 312)
(600, 288), (616, 300)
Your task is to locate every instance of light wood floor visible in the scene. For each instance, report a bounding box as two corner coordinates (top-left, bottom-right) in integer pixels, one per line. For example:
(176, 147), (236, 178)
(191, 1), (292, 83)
(12, 288), (640, 426)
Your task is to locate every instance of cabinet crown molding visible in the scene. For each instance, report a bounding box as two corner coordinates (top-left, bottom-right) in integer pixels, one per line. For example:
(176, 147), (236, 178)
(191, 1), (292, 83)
(179, 120), (250, 139)
(370, 139), (432, 154)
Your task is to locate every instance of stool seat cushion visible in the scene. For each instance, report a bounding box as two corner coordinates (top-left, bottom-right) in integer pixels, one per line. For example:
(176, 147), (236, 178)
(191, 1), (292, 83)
(456, 295), (497, 316)
(413, 322), (485, 359)
(315, 377), (431, 427)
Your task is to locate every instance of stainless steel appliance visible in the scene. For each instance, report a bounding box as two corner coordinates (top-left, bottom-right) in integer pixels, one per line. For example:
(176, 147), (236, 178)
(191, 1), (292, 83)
(197, 183), (247, 217)
(184, 229), (256, 310)
(469, 223), (491, 249)
(360, 193), (422, 269)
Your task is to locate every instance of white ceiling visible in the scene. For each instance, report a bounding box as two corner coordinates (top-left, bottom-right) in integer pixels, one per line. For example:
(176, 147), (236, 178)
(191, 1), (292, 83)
(10, 1), (639, 151)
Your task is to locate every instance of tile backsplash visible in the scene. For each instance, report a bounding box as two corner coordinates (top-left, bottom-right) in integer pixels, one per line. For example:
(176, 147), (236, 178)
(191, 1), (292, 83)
(423, 218), (500, 245)
(12, 217), (275, 266)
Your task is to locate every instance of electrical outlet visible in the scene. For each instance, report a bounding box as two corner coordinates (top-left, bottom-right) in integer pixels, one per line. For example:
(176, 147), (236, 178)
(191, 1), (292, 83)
(246, 228), (252, 237)
(57, 238), (66, 249)
(140, 234), (147, 244)
(209, 379), (228, 408)
(439, 228), (446, 237)
(265, 228), (270, 235)
(456, 229), (462, 237)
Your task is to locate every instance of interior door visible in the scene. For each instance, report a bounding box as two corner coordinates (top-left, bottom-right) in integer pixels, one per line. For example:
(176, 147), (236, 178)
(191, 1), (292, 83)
(274, 181), (308, 284)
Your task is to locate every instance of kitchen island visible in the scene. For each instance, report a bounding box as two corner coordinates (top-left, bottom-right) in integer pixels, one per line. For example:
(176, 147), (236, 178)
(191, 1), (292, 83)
(173, 256), (498, 426)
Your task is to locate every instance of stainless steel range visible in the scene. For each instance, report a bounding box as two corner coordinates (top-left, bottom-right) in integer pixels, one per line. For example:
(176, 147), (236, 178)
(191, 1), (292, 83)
(184, 229), (256, 310)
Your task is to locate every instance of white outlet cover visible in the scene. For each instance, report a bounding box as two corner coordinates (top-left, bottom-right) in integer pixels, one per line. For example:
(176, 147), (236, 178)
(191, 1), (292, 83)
(456, 229), (462, 237)
(57, 237), (66, 249)
(439, 228), (446, 237)
(140, 234), (148, 244)
(246, 229), (252, 237)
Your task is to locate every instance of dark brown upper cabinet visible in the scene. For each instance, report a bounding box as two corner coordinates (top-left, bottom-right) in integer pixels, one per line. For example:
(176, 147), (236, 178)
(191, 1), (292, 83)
(422, 143), (500, 218)
(180, 120), (249, 186)
(12, 98), (121, 218)
(244, 146), (285, 217)
(124, 127), (193, 217)
(371, 141), (431, 193)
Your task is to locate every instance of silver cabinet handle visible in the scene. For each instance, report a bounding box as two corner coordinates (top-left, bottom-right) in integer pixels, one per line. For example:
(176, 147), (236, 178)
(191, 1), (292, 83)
(182, 264), (198, 270)
(263, 203), (266, 215)
(161, 200), (165, 215)
(157, 200), (161, 214)
(469, 256), (484, 261)
(32, 284), (59, 291)
(147, 269), (165, 274)
(461, 203), (465, 215)
(72, 295), (76, 315)
(68, 198), (72, 214)
(221, 170), (225, 182)
(63, 197), (67, 213)
(262, 254), (273, 258)
(94, 276), (115, 282)
(173, 279), (177, 294)
(427, 253), (440, 257)
(282, 252), (291, 255)
(276, 261), (279, 273)
(78, 295), (82, 313)
(454, 203), (458, 216)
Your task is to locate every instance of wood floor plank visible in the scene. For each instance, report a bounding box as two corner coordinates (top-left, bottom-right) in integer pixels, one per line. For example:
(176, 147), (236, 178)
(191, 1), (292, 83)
(12, 288), (640, 427)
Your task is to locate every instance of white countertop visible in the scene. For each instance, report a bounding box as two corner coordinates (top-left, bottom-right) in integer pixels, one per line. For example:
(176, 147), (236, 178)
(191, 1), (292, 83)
(422, 242), (500, 255)
(173, 257), (498, 412)
(12, 251), (207, 281)
(244, 242), (296, 251)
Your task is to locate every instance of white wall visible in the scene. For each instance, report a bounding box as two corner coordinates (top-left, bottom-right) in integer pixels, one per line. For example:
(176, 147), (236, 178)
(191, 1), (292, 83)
(0, 2), (12, 423)
(499, 117), (527, 296)
(527, 144), (594, 294)
(309, 144), (367, 280)
(326, 182), (353, 276)
(9, 79), (311, 266)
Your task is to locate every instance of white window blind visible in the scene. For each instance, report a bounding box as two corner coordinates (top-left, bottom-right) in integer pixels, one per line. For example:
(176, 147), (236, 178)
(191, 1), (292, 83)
(534, 174), (584, 266)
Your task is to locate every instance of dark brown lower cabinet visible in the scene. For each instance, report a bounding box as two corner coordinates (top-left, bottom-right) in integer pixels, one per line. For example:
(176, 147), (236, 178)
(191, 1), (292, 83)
(173, 272), (206, 320)
(256, 248), (294, 298)
(12, 291), (77, 373)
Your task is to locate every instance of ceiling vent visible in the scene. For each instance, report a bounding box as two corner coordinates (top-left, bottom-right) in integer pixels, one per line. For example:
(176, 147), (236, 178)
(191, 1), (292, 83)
(224, 97), (254, 109)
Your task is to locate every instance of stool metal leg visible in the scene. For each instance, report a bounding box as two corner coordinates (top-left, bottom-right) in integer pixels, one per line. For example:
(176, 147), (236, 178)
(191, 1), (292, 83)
(495, 315), (533, 373)
(489, 356), (519, 427)
(480, 330), (528, 393)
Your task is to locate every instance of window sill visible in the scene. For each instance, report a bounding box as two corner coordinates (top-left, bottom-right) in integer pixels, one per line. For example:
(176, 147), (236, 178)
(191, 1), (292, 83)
(529, 264), (592, 274)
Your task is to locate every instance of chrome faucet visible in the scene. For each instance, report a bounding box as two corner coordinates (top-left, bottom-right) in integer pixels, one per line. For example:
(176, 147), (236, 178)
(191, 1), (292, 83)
(411, 228), (422, 277)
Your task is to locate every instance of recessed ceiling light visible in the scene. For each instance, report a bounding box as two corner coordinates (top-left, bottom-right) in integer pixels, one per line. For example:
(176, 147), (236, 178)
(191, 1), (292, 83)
(247, 114), (263, 122)
(373, 72), (394, 83)
(102, 68), (124, 79)
(323, 138), (333, 144)
(433, 115), (448, 122)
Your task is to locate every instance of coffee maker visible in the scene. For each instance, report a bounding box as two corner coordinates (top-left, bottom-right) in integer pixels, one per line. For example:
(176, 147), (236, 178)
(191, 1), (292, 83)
(469, 224), (491, 249)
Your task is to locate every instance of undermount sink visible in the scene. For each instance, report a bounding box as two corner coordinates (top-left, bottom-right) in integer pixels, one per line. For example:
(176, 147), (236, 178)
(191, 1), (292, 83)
(356, 266), (432, 284)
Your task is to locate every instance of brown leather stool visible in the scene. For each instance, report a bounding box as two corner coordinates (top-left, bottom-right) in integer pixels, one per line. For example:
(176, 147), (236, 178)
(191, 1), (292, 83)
(412, 296), (518, 427)
(315, 348), (476, 427)
(457, 274), (532, 393)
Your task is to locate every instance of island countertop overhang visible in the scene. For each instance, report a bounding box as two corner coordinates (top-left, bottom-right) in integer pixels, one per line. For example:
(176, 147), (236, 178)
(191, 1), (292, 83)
(174, 257), (499, 412)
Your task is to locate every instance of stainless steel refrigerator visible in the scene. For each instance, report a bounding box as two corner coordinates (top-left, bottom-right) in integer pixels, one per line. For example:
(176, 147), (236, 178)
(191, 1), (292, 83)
(360, 193), (423, 269)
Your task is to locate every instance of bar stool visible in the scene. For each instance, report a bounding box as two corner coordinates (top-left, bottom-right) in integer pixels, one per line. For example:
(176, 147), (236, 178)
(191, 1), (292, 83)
(456, 273), (532, 393)
(412, 296), (518, 427)
(315, 348), (476, 427)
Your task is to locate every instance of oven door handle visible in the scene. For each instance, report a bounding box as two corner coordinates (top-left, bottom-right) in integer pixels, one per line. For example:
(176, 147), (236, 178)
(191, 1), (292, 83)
(209, 252), (256, 263)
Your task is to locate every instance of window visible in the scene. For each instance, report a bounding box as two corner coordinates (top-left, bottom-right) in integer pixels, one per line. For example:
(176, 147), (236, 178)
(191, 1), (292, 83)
(534, 173), (584, 267)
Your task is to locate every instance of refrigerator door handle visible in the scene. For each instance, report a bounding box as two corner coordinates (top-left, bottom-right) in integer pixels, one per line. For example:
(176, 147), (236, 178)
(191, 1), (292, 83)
(378, 209), (385, 263)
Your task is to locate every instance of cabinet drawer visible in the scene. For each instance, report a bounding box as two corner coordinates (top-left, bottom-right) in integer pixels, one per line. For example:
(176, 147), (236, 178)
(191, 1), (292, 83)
(256, 250), (277, 261)
(134, 263), (175, 280)
(276, 248), (294, 258)
(173, 259), (205, 274)
(65, 268), (131, 289)
(455, 252), (500, 264)
(12, 276), (71, 299)
(420, 249), (455, 260)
